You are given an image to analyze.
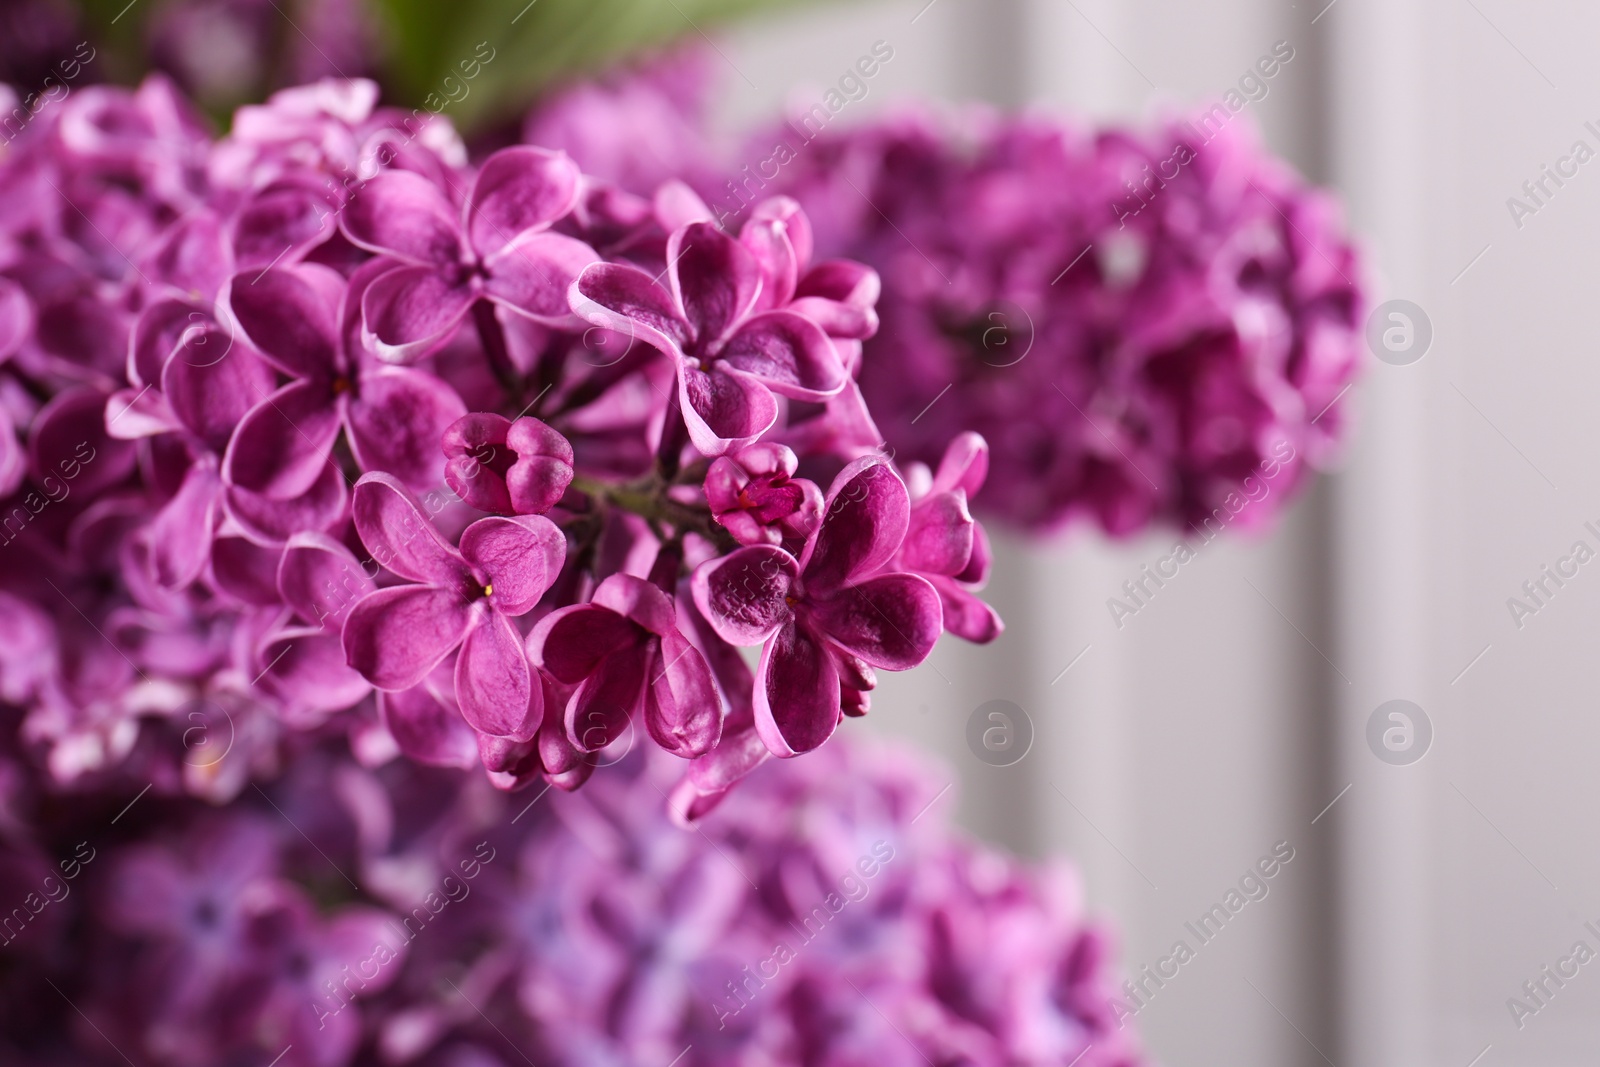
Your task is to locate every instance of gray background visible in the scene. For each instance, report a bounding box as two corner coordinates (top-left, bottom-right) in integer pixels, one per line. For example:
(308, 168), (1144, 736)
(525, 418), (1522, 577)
(709, 1), (1600, 1065)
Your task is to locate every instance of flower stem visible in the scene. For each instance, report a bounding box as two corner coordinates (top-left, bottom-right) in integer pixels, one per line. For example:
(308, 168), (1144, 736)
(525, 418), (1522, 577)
(569, 474), (733, 551)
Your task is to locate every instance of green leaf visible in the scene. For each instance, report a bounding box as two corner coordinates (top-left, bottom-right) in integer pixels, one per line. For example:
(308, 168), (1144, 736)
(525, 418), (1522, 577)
(367, 0), (823, 133)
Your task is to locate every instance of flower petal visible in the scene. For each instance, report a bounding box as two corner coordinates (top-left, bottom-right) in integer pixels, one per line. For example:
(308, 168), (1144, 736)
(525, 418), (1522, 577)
(343, 584), (472, 691)
(926, 574), (1003, 644)
(160, 327), (277, 453)
(144, 208), (233, 300)
(277, 532), (375, 629)
(209, 535), (283, 606)
(678, 365), (778, 456)
(259, 627), (372, 719)
(0, 409), (21, 498)
(809, 572), (942, 670)
(345, 366), (466, 489)
(360, 264), (474, 364)
(538, 710), (592, 790)
(226, 263), (344, 379)
(667, 724), (770, 826)
(654, 180), (714, 231)
(224, 460), (348, 544)
(442, 412), (513, 513)
(455, 612), (537, 739)
(29, 386), (137, 497)
(128, 299), (200, 387)
(646, 628), (721, 758)
(466, 146), (581, 259)
(589, 572), (678, 636)
(147, 460), (221, 588)
(221, 380), (342, 499)
(341, 169), (462, 266)
(0, 277), (34, 362)
(689, 545), (797, 647)
(739, 205), (802, 312)
(793, 259), (881, 339)
(505, 416), (575, 516)
(529, 603), (641, 685)
(957, 520), (992, 586)
(899, 490), (974, 577)
(720, 310), (846, 400)
(105, 385), (178, 440)
(564, 643), (647, 753)
(753, 619), (840, 758)
(351, 472), (469, 586)
(669, 222), (760, 345)
(380, 681), (478, 769)
(458, 514), (565, 616)
(484, 231), (598, 323)
(800, 457), (911, 596)
(230, 178), (337, 273)
(570, 262), (690, 353)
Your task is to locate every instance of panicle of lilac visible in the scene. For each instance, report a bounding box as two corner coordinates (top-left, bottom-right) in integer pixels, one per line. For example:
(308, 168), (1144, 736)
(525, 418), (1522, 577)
(762, 108), (1367, 536)
(0, 70), (993, 816)
(0, 735), (1149, 1067)
(391, 738), (1146, 1067)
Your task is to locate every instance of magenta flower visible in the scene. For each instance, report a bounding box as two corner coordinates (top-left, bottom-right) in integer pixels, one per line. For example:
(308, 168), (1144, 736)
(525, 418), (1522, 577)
(242, 892), (409, 1067)
(692, 456), (942, 756)
(342, 472), (565, 739)
(530, 571), (721, 759)
(703, 442), (821, 546)
(0, 276), (36, 365)
(897, 432), (1003, 644)
(441, 412), (575, 515)
(571, 216), (849, 454)
(225, 260), (468, 498)
(341, 145), (600, 362)
(98, 815), (282, 1034)
(256, 532), (377, 722)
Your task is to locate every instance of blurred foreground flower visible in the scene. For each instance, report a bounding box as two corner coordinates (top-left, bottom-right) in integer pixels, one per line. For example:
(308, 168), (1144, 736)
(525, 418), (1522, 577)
(0, 733), (1144, 1067)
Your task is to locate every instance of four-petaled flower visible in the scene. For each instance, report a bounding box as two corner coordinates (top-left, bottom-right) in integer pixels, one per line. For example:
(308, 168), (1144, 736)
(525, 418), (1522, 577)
(571, 218), (849, 454)
(226, 260), (468, 498)
(342, 145), (600, 362)
(693, 456), (942, 756)
(342, 472), (566, 739)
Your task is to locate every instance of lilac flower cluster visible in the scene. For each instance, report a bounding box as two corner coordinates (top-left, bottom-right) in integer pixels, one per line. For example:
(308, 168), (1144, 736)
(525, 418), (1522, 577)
(750, 109), (1367, 535)
(0, 732), (1144, 1067)
(0, 74), (999, 815)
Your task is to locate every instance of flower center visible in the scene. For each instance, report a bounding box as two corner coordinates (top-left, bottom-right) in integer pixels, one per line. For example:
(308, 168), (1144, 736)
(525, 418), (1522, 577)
(483, 584), (494, 598)
(451, 259), (490, 289)
(331, 376), (352, 395)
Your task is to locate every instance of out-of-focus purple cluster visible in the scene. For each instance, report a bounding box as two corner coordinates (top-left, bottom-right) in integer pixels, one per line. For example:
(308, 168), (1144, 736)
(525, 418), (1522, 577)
(0, 733), (1144, 1067)
(0, 0), (377, 112)
(736, 109), (1366, 536)
(0, 73), (997, 819)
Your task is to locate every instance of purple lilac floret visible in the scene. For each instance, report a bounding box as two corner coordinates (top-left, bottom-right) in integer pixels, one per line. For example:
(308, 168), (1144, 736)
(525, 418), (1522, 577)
(0, 73), (1000, 815)
(0, 731), (1148, 1067)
